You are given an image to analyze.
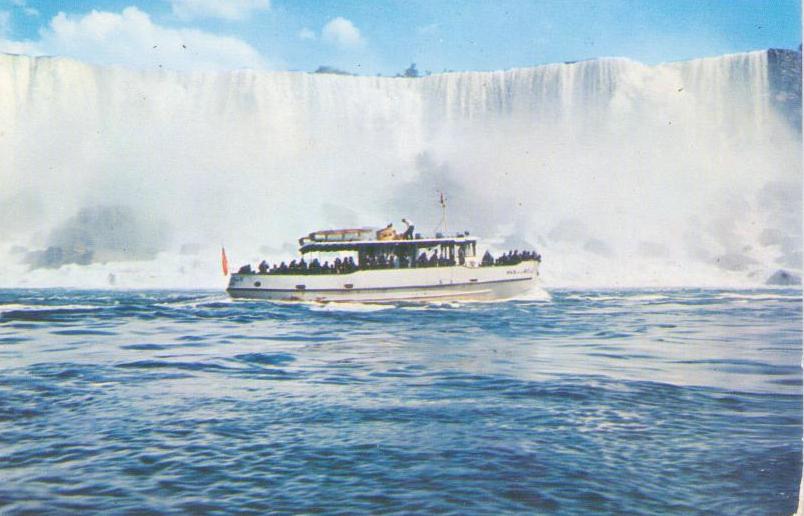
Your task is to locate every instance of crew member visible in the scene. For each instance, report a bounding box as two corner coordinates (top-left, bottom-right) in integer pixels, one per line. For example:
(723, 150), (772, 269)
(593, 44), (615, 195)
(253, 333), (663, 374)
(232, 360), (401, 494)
(401, 218), (415, 240)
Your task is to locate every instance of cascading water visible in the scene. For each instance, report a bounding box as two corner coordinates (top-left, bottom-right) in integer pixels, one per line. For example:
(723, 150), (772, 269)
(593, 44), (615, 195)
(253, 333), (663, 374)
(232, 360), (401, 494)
(0, 49), (800, 288)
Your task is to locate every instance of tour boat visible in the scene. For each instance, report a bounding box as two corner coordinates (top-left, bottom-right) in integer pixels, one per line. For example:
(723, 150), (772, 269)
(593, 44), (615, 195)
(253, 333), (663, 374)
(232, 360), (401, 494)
(226, 222), (541, 303)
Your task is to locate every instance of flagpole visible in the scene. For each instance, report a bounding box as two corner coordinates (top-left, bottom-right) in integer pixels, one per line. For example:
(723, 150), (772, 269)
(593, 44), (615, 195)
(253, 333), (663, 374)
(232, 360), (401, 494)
(438, 192), (447, 234)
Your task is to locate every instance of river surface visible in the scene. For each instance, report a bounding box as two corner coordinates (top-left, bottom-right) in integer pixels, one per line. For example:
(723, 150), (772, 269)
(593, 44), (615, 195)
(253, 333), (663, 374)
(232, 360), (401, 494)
(0, 288), (800, 514)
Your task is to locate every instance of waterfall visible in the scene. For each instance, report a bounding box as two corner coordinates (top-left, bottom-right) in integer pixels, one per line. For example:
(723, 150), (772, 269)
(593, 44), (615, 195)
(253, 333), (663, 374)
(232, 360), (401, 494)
(0, 49), (799, 288)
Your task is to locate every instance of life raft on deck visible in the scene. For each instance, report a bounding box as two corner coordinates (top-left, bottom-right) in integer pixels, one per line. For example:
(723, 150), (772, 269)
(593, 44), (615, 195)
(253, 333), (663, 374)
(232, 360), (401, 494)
(376, 226), (398, 241)
(298, 228), (374, 245)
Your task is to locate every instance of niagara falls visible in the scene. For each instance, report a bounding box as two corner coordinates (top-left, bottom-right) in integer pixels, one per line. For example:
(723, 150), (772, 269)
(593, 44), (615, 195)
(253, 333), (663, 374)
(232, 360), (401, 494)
(1, 48), (801, 288)
(0, 1), (801, 515)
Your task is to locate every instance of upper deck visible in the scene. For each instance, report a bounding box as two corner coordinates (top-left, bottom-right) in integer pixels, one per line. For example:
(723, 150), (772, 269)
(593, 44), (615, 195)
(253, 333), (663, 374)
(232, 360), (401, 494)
(299, 235), (477, 254)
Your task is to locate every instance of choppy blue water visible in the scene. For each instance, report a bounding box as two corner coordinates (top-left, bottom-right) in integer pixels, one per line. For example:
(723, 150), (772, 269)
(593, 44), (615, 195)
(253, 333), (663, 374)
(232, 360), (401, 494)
(0, 288), (800, 514)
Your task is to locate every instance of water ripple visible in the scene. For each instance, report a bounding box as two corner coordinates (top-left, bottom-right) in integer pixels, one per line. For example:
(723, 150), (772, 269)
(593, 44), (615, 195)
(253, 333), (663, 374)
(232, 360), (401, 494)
(0, 288), (799, 514)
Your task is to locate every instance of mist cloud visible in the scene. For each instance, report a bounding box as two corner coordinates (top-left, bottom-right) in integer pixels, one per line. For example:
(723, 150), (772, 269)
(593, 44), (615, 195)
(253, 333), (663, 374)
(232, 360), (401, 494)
(0, 50), (799, 288)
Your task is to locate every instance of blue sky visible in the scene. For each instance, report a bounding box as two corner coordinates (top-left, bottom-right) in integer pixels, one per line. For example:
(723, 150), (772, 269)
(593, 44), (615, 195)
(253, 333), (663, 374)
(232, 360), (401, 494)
(0, 0), (800, 73)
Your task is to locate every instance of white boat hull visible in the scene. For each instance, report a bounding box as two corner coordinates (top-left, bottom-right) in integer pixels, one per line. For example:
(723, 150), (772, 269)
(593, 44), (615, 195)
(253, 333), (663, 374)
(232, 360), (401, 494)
(227, 262), (539, 303)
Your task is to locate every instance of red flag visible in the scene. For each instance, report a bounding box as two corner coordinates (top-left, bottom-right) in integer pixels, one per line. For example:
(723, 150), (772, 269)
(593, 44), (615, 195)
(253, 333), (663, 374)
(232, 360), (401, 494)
(221, 246), (229, 276)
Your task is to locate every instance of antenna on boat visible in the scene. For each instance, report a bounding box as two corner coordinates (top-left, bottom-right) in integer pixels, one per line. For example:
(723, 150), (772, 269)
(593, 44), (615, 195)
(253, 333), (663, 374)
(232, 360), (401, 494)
(436, 191), (448, 235)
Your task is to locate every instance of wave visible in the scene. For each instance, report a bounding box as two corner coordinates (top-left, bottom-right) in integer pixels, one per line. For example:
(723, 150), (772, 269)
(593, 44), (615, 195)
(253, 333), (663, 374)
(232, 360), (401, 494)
(307, 302), (396, 313)
(0, 303), (100, 314)
(154, 294), (232, 309)
(714, 292), (801, 301)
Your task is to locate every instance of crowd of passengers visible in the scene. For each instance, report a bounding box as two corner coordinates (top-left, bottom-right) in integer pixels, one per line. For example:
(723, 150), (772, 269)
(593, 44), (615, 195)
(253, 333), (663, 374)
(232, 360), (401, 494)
(482, 249), (541, 266)
(237, 256), (358, 275)
(236, 249), (541, 275)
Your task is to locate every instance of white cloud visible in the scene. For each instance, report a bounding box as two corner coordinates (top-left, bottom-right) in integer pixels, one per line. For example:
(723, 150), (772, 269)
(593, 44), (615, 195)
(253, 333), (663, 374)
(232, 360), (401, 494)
(322, 17), (363, 49)
(170, 0), (270, 21)
(298, 27), (315, 41)
(0, 6), (268, 71)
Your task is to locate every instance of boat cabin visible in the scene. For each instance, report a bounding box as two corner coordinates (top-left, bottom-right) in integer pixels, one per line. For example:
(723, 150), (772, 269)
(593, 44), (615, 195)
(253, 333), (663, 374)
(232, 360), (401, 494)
(299, 235), (478, 269)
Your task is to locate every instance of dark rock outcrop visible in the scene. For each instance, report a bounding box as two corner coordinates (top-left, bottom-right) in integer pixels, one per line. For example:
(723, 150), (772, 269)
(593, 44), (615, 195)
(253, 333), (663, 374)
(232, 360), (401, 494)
(25, 205), (169, 269)
(766, 269), (802, 286)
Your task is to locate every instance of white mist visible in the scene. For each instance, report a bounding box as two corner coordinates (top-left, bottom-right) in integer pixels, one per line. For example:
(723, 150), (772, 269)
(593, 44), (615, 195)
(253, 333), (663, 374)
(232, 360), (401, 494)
(0, 51), (799, 288)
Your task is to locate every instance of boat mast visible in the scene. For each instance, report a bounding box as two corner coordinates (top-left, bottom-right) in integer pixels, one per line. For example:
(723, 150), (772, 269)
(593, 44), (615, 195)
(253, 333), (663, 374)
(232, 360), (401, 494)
(436, 191), (448, 235)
